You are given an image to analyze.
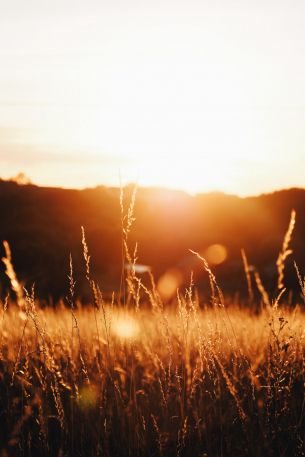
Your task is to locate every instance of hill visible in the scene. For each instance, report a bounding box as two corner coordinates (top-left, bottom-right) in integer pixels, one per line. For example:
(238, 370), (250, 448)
(0, 179), (304, 302)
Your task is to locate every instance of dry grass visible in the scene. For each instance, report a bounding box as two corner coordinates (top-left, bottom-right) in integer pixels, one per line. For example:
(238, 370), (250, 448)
(0, 200), (304, 456)
(0, 293), (305, 457)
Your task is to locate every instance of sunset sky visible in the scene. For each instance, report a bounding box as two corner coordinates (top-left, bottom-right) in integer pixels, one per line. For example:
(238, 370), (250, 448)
(0, 0), (305, 196)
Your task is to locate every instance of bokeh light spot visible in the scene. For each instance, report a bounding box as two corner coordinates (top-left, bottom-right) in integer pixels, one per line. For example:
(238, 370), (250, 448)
(113, 316), (140, 339)
(79, 385), (98, 410)
(205, 244), (228, 265)
(157, 268), (183, 300)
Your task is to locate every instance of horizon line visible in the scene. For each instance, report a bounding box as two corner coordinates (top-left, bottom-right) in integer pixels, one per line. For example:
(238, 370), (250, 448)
(1, 176), (304, 200)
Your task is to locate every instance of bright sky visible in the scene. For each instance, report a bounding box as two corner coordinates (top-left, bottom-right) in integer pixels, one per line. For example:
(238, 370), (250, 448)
(0, 0), (305, 196)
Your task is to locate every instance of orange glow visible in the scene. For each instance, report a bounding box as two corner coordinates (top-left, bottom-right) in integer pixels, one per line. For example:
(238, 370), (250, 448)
(204, 244), (228, 265)
(1, 2), (305, 196)
(113, 315), (140, 339)
(79, 385), (98, 410)
(157, 268), (183, 300)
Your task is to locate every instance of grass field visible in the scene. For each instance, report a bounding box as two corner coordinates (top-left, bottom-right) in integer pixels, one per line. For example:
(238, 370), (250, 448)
(0, 202), (304, 457)
(1, 292), (305, 457)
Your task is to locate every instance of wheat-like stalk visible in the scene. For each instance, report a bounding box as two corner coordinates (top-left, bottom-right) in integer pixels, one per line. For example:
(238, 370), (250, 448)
(189, 249), (224, 307)
(254, 268), (270, 308)
(2, 241), (25, 309)
(276, 209), (296, 290)
(241, 248), (254, 302)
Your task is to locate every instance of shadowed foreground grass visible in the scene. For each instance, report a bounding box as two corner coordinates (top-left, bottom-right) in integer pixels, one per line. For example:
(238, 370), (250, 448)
(0, 298), (305, 457)
(0, 205), (304, 456)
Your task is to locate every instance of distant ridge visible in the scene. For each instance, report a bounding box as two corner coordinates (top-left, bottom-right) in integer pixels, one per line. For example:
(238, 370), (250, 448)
(1, 179), (305, 301)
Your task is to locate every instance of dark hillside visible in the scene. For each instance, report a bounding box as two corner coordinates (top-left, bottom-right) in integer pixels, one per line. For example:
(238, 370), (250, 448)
(0, 179), (304, 302)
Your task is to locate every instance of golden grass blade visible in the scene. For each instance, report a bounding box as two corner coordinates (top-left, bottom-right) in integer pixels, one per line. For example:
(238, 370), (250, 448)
(276, 209), (296, 290)
(2, 240), (25, 309)
(241, 248), (254, 302)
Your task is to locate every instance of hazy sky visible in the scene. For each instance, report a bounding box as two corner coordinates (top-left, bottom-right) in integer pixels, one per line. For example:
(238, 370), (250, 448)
(0, 0), (305, 195)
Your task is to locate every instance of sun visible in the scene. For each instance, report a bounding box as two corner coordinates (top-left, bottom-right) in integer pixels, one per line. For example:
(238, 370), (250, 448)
(116, 151), (235, 195)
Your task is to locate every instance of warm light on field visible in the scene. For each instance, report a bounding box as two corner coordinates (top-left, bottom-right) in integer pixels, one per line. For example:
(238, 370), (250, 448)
(113, 315), (140, 339)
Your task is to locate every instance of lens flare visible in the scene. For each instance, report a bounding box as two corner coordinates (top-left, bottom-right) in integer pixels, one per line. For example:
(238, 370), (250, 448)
(157, 268), (183, 300)
(113, 315), (140, 339)
(79, 385), (98, 410)
(205, 244), (228, 265)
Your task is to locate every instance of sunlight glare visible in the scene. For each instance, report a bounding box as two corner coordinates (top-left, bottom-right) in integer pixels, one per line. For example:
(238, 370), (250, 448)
(113, 315), (140, 339)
